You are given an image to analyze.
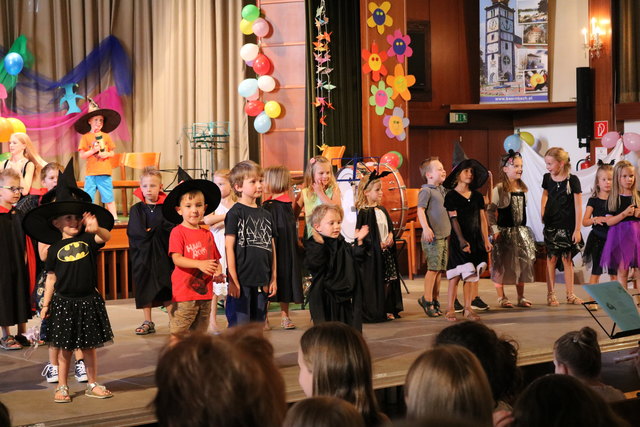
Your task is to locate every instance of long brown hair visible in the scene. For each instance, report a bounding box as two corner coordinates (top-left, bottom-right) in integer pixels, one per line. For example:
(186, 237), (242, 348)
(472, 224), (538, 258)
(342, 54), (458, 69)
(608, 160), (640, 212)
(299, 322), (382, 426)
(554, 326), (602, 380)
(499, 151), (528, 193)
(404, 345), (494, 427)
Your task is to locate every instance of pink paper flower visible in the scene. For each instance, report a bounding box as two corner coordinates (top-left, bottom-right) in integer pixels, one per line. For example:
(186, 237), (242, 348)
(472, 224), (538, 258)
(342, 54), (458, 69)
(386, 29), (413, 63)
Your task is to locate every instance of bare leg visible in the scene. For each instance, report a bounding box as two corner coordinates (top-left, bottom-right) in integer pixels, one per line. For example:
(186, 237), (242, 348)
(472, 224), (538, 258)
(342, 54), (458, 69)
(447, 276), (460, 313)
(563, 254), (575, 297)
(142, 306), (152, 323)
(516, 283), (525, 299)
(105, 201), (118, 220)
(74, 349), (84, 362)
(56, 348), (72, 400)
(589, 274), (601, 284)
(83, 348), (112, 396)
(17, 323), (26, 335)
(49, 346), (60, 365)
(209, 296), (219, 332)
(424, 270), (439, 300)
(463, 281), (480, 320)
(280, 302), (290, 318)
(546, 255), (557, 294)
(495, 283), (506, 299)
(432, 271), (442, 301)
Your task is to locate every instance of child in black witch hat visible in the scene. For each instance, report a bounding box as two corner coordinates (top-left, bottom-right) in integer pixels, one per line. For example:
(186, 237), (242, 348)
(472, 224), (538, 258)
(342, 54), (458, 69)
(442, 142), (492, 322)
(23, 160), (115, 403)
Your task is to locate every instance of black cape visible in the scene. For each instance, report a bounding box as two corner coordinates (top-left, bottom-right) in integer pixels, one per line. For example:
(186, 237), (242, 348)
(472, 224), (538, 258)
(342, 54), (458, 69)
(304, 235), (365, 331)
(262, 199), (303, 303)
(356, 206), (404, 322)
(126, 202), (174, 308)
(0, 208), (32, 325)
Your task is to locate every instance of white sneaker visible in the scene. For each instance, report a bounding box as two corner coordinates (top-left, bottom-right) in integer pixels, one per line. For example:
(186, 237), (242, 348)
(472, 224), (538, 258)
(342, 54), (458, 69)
(75, 360), (88, 382)
(41, 363), (59, 383)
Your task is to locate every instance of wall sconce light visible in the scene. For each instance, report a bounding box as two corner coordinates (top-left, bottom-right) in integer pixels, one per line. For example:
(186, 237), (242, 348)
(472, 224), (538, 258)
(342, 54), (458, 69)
(582, 18), (607, 58)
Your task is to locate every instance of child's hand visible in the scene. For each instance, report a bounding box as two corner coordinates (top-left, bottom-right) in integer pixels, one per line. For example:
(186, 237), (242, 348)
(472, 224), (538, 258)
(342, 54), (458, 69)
(623, 205), (635, 217)
(197, 259), (218, 275)
(485, 241), (493, 252)
(213, 222), (225, 231)
(83, 212), (98, 233)
(267, 280), (277, 297)
(460, 240), (471, 253)
(634, 207), (640, 218)
(228, 279), (240, 298)
(97, 151), (110, 159)
(40, 306), (49, 319)
(312, 181), (324, 195)
(355, 225), (369, 241)
(212, 273), (226, 283)
(422, 227), (435, 243)
(572, 230), (581, 244)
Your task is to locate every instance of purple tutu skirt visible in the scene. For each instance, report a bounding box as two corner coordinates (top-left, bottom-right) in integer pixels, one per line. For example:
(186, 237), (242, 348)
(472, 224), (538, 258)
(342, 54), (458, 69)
(600, 221), (640, 270)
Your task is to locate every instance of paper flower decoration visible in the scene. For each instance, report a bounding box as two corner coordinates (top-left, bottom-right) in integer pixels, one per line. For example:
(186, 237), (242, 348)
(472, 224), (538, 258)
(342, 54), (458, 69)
(369, 81), (394, 116)
(367, 2), (393, 35)
(383, 107), (409, 141)
(386, 64), (416, 101)
(362, 42), (388, 81)
(386, 29), (413, 63)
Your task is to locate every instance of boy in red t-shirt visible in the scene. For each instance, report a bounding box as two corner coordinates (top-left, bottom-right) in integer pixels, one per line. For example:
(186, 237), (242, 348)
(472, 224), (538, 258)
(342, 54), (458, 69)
(75, 99), (121, 221)
(162, 174), (223, 335)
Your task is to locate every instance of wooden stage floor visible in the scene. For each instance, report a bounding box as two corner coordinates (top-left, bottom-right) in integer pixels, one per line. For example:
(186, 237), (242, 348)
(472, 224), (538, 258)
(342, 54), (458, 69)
(1, 278), (639, 426)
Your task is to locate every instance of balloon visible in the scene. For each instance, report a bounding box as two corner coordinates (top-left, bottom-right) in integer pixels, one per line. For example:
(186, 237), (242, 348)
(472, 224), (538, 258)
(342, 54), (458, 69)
(258, 75), (276, 92)
(246, 90), (260, 101)
(601, 131), (620, 149)
(623, 132), (640, 152)
(254, 112), (272, 134)
(503, 134), (522, 152)
(520, 131), (535, 146)
(391, 151), (404, 168)
(0, 117), (13, 142)
(245, 100), (264, 117)
(240, 43), (260, 61)
(380, 151), (401, 169)
(245, 59), (255, 67)
(239, 19), (254, 35)
(253, 54), (272, 75)
(252, 18), (270, 37)
(7, 117), (26, 134)
(3, 53), (24, 76)
(264, 101), (281, 118)
(241, 4), (261, 21)
(237, 78), (259, 98)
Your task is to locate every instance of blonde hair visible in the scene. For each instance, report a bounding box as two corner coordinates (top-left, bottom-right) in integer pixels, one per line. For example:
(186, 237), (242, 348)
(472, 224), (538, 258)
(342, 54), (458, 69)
(544, 147), (572, 194)
(299, 322), (382, 426)
(309, 204), (343, 228)
(9, 132), (47, 182)
(355, 174), (380, 210)
(303, 156), (336, 201)
(140, 166), (162, 181)
(264, 166), (290, 194)
(0, 168), (20, 185)
(608, 160), (640, 212)
(229, 160), (262, 197)
(591, 164), (613, 198)
(419, 157), (440, 181)
(214, 169), (237, 201)
(404, 345), (494, 426)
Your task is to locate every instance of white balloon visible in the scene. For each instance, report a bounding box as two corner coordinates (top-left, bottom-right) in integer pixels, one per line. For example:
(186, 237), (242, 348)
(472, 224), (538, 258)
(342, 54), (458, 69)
(258, 75), (276, 92)
(240, 43), (260, 62)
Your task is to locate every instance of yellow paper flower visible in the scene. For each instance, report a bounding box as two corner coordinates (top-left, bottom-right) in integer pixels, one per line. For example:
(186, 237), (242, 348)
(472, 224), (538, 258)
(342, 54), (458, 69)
(386, 63), (416, 101)
(367, 2), (393, 35)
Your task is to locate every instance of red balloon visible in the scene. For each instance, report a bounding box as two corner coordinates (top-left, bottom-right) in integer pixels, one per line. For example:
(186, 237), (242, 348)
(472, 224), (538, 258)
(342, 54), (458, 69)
(253, 54), (272, 75)
(380, 152), (400, 169)
(245, 100), (264, 117)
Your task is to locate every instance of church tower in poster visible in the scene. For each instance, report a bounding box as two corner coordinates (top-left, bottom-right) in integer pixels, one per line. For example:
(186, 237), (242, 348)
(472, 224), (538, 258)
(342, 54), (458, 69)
(485, 0), (516, 84)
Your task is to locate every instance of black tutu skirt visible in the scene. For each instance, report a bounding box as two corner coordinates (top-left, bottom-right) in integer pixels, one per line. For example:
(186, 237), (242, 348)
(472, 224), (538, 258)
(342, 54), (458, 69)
(48, 291), (114, 351)
(583, 232), (616, 276)
(543, 227), (583, 259)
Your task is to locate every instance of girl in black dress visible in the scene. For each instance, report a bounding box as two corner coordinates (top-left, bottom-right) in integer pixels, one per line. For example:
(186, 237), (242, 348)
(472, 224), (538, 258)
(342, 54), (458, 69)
(443, 157), (491, 322)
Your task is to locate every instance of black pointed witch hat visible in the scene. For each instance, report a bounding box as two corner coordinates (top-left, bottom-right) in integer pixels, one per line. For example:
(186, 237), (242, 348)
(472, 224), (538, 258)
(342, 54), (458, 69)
(74, 98), (121, 134)
(443, 140), (489, 190)
(22, 159), (115, 244)
(162, 167), (221, 224)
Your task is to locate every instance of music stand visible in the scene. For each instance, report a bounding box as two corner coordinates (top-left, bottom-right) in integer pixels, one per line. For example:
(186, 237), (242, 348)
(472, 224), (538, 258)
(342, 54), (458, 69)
(582, 281), (640, 339)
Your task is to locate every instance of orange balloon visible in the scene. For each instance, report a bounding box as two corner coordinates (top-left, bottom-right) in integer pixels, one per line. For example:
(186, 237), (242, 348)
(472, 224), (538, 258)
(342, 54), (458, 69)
(0, 118), (13, 142)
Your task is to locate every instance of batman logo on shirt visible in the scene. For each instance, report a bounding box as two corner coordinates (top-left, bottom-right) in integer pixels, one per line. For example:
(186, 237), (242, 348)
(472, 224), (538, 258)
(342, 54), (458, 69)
(57, 241), (90, 262)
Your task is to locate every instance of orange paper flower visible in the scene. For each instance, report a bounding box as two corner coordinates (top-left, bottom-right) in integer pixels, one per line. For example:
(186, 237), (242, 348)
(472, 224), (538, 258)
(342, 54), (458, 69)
(386, 63), (416, 101)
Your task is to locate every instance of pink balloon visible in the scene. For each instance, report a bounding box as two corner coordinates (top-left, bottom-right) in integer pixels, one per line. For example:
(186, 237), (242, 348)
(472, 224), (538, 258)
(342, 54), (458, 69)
(252, 18), (270, 38)
(623, 132), (640, 152)
(601, 131), (620, 149)
(246, 90), (260, 101)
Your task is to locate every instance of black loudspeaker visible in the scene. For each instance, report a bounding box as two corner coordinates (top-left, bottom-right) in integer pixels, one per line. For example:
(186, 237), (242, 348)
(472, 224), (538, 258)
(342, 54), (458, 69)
(576, 67), (593, 140)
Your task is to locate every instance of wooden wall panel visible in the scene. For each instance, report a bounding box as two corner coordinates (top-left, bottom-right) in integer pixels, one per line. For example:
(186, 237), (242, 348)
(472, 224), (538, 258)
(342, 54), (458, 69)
(259, 0), (305, 171)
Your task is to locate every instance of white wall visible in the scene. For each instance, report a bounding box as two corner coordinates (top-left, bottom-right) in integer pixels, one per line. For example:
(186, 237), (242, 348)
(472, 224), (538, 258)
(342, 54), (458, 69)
(550, 0), (589, 102)
(517, 124), (590, 168)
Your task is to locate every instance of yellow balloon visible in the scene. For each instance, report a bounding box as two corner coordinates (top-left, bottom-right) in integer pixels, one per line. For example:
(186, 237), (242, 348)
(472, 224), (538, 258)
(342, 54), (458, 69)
(520, 131), (535, 146)
(7, 117), (26, 134)
(240, 19), (254, 35)
(0, 118), (13, 142)
(264, 101), (281, 119)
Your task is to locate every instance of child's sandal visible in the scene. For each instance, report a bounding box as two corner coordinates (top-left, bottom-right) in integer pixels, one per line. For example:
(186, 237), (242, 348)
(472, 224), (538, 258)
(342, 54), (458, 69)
(463, 308), (481, 321)
(85, 382), (113, 399)
(517, 297), (532, 308)
(135, 321), (155, 335)
(0, 335), (22, 350)
(444, 311), (457, 322)
(547, 292), (559, 307)
(54, 385), (71, 403)
(498, 297), (514, 308)
(566, 294), (584, 305)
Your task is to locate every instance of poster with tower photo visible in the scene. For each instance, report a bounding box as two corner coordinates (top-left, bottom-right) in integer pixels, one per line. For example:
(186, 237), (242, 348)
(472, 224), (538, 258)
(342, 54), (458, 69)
(480, 0), (549, 103)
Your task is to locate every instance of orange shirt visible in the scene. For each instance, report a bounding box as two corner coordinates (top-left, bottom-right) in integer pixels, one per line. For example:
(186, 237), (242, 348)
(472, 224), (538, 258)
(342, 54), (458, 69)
(78, 132), (115, 176)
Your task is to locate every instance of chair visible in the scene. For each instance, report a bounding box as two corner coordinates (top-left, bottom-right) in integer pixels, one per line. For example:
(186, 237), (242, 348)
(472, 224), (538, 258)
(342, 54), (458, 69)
(403, 188), (421, 280)
(117, 152), (161, 216)
(321, 145), (345, 168)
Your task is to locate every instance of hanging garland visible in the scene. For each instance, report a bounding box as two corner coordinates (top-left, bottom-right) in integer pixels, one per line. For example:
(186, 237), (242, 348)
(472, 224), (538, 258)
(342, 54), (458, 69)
(312, 0), (335, 141)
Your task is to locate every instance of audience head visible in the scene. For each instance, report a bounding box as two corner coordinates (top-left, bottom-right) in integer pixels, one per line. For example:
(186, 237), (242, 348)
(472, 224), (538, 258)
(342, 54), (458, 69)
(435, 320), (521, 406)
(154, 326), (286, 427)
(404, 345), (494, 427)
(298, 322), (382, 425)
(512, 374), (627, 427)
(283, 397), (364, 427)
(553, 326), (601, 380)
(0, 400), (9, 427)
